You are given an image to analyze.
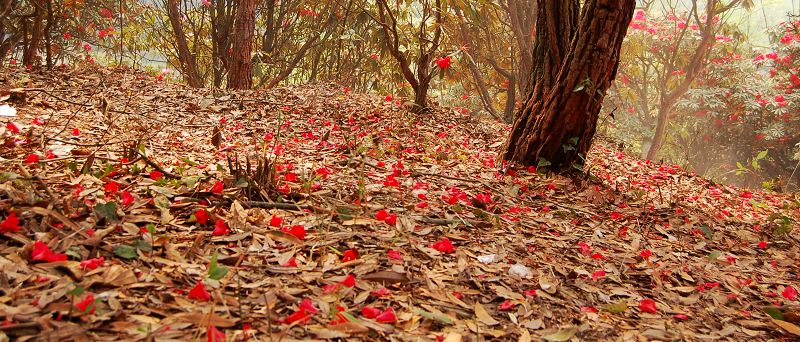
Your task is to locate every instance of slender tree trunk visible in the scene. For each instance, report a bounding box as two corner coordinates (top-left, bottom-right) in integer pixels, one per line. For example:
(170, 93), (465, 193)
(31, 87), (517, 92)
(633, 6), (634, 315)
(23, 0), (45, 66)
(504, 80), (516, 122)
(166, 0), (203, 87)
(227, 0), (255, 89)
(502, 0), (635, 171)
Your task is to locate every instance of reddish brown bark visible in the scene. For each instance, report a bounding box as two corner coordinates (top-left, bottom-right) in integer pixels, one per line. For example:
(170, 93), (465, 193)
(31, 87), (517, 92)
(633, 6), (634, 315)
(22, 0), (44, 66)
(502, 0), (635, 171)
(227, 0), (255, 90)
(166, 0), (202, 88)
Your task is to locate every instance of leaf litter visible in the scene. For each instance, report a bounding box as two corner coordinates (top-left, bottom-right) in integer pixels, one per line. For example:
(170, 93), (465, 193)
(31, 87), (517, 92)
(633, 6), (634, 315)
(1, 66), (799, 341)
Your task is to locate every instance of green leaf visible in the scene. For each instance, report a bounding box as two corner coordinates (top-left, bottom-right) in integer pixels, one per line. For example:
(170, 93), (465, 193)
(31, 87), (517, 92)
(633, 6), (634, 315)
(182, 176), (199, 188)
(764, 306), (784, 320)
(757, 150), (768, 160)
(698, 225), (713, 240)
(153, 195), (171, 209)
(94, 202), (119, 222)
(601, 300), (628, 313)
(134, 239), (153, 253)
(69, 285), (86, 296)
(146, 224), (156, 236)
(413, 308), (454, 325)
(543, 326), (578, 341)
(113, 245), (139, 260)
(208, 251), (229, 280)
(65, 246), (82, 260)
(181, 158), (198, 166)
(707, 250), (723, 262)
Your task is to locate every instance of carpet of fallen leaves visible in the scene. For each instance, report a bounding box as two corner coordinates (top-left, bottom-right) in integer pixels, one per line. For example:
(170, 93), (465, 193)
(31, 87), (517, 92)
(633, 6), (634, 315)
(1, 66), (800, 341)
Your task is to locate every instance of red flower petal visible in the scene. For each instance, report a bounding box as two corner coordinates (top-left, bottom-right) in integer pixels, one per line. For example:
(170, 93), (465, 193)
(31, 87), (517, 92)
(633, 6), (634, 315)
(283, 309), (310, 324)
(375, 308), (396, 323)
(341, 249), (358, 262)
(207, 325), (225, 342)
(212, 220), (230, 236)
(340, 274), (356, 288)
(24, 153), (40, 164)
(269, 215), (283, 227)
(80, 257), (105, 270)
(149, 170), (163, 180)
(188, 281), (211, 301)
(361, 306), (381, 319)
(432, 237), (455, 253)
(387, 250), (403, 261)
(75, 293), (96, 314)
(499, 300), (516, 311)
(282, 225), (306, 240)
(210, 181), (224, 194)
(639, 299), (657, 313)
(299, 298), (318, 314)
(375, 209), (389, 221)
(195, 209), (209, 225)
(0, 212), (21, 234)
(782, 285), (798, 301)
(120, 191), (135, 206)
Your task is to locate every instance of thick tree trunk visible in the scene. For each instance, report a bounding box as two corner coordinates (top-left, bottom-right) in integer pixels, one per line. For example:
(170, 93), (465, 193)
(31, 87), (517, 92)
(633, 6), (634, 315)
(502, 0), (635, 171)
(166, 0), (203, 87)
(227, 0), (255, 90)
(23, 0), (45, 66)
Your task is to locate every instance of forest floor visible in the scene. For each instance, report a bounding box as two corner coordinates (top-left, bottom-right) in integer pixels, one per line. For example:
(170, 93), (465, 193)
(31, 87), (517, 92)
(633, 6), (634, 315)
(1, 66), (799, 342)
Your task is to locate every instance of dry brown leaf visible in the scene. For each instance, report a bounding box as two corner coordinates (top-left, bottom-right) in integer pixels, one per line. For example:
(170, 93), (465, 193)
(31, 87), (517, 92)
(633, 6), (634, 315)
(474, 302), (499, 326)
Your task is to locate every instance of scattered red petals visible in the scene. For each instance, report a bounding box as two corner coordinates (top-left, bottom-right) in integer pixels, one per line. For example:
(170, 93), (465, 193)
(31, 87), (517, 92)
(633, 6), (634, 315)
(6, 122), (19, 133)
(299, 298), (318, 314)
(340, 274), (356, 288)
(499, 300), (516, 311)
(80, 257), (105, 270)
(207, 325), (225, 342)
(387, 250), (403, 260)
(149, 170), (163, 180)
(361, 306), (381, 319)
(640, 249), (652, 259)
(270, 215), (283, 227)
(75, 293), (96, 314)
(196, 209), (209, 225)
(341, 249), (358, 262)
(31, 241), (68, 262)
(639, 298), (657, 313)
(0, 212), (21, 234)
(212, 220), (230, 236)
(782, 285), (797, 301)
(432, 237), (455, 253)
(375, 308), (396, 323)
(210, 181), (224, 194)
(121, 191), (135, 206)
(188, 281), (211, 301)
(282, 225), (306, 240)
(24, 153), (40, 164)
(284, 310), (310, 324)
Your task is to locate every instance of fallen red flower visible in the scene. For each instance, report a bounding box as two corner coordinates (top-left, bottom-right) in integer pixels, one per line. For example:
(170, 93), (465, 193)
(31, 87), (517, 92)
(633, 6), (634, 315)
(0, 212), (21, 234)
(283, 225), (306, 240)
(432, 237), (455, 253)
(361, 306), (381, 319)
(75, 293), (96, 314)
(188, 281), (211, 301)
(341, 249), (358, 262)
(375, 308), (396, 323)
(639, 298), (657, 313)
(31, 241), (67, 262)
(207, 325), (225, 342)
(212, 220), (230, 236)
